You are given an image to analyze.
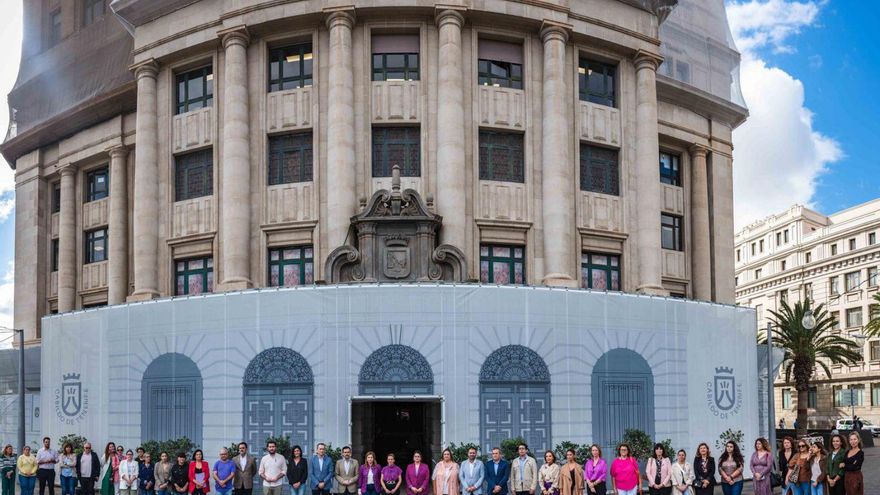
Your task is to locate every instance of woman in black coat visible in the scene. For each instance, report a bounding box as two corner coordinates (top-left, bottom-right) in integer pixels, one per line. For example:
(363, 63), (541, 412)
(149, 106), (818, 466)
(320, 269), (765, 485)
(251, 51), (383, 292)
(693, 443), (715, 495)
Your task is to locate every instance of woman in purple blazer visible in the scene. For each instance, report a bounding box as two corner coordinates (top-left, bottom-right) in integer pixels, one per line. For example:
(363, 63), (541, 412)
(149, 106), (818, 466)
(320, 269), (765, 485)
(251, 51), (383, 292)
(405, 452), (430, 495)
(359, 452), (382, 495)
(584, 445), (607, 495)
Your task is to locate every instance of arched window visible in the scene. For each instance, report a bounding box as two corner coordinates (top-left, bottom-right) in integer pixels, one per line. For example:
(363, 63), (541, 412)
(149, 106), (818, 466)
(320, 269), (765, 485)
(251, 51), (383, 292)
(591, 348), (654, 454)
(479, 345), (551, 453)
(243, 348), (314, 455)
(141, 353), (203, 445)
(358, 345), (433, 395)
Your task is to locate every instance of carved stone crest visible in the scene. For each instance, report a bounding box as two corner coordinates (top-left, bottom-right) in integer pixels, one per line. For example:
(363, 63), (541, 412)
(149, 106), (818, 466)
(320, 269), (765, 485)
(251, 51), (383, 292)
(326, 165), (467, 283)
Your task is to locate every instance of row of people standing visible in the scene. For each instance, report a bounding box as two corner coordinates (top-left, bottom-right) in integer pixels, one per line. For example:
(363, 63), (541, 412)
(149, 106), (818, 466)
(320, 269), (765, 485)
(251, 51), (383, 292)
(775, 432), (864, 495)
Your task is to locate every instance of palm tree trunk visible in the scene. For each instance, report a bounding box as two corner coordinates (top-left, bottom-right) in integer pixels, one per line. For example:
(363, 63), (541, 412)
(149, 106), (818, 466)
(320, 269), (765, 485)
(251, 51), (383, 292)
(796, 386), (808, 437)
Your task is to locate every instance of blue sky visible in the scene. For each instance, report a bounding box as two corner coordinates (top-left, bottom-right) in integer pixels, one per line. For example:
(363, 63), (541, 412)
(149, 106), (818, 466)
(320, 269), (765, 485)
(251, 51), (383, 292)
(0, 0), (877, 327)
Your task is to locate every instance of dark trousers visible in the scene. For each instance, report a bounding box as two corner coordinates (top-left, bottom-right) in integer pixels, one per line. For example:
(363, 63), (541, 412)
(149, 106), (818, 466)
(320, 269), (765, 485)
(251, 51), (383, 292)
(517, 491), (531, 495)
(80, 478), (96, 495)
(587, 483), (606, 495)
(312, 489), (330, 495)
(233, 488), (253, 495)
(827, 478), (845, 495)
(649, 488), (672, 495)
(38, 469), (56, 495)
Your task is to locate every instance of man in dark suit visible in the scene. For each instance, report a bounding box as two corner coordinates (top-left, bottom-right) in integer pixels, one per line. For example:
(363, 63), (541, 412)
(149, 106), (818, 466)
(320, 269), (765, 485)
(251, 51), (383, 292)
(484, 447), (510, 495)
(233, 442), (257, 495)
(75, 442), (101, 495)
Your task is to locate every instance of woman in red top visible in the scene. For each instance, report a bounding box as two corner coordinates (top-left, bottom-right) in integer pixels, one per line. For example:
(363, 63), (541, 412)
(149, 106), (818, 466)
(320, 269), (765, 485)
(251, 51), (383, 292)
(188, 450), (211, 495)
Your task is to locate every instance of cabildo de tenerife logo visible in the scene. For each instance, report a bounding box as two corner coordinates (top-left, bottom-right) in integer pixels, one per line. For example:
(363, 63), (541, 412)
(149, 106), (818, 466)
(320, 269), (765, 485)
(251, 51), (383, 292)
(55, 372), (89, 425)
(705, 366), (742, 419)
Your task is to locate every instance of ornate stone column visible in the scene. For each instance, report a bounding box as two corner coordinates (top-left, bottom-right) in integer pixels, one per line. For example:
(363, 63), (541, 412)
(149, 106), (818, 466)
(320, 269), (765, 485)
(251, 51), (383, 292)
(107, 145), (129, 305)
(130, 60), (160, 300)
(633, 50), (666, 295)
(57, 164), (77, 312)
(689, 145), (712, 300)
(219, 27), (253, 290)
(435, 8), (467, 254)
(540, 22), (576, 287)
(325, 9), (357, 250)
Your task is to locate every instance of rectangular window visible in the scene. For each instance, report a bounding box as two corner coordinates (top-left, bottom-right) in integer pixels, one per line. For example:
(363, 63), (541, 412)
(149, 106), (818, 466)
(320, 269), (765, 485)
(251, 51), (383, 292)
(871, 267), (879, 287)
(580, 144), (619, 195)
(850, 238), (857, 250)
(659, 152), (681, 186)
(808, 387), (817, 409)
(51, 239), (59, 272)
(176, 66), (213, 115)
(805, 252), (812, 263)
(267, 132), (313, 185)
(760, 239), (765, 252)
(578, 59), (616, 107)
(175, 149), (213, 201)
(850, 385), (865, 406)
(846, 271), (860, 291)
(372, 127), (421, 177)
(372, 34), (419, 82)
(268, 246), (314, 287)
(268, 43), (313, 92)
(872, 383), (880, 406)
(804, 282), (813, 301)
(85, 167), (109, 202)
(751, 243), (756, 256)
(479, 245), (525, 285)
(781, 260), (787, 271)
(833, 386), (845, 407)
(661, 214), (683, 251)
(174, 257), (213, 296)
(830, 277), (840, 296)
(846, 307), (863, 328)
(784, 229), (790, 243)
(478, 40), (523, 89)
(755, 268), (762, 279)
(870, 232), (877, 245)
(479, 131), (524, 183)
(781, 389), (792, 409)
(755, 304), (763, 322)
(776, 232), (782, 246)
(778, 290), (788, 304)
(581, 252), (620, 291)
(51, 183), (61, 213)
(831, 244), (838, 256)
(82, 0), (104, 27)
(736, 249), (741, 262)
(84, 228), (107, 264)
(831, 311), (840, 331)
(870, 341), (880, 362)
(49, 9), (62, 47)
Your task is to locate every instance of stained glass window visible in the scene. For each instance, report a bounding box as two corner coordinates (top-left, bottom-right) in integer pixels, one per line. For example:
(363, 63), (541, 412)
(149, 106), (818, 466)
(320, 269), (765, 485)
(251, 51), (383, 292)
(480, 244), (525, 285)
(268, 246), (314, 287)
(372, 127), (420, 177)
(580, 144), (619, 195)
(176, 66), (213, 115)
(479, 131), (524, 183)
(175, 149), (213, 201)
(175, 257), (213, 296)
(268, 43), (313, 92)
(581, 252), (621, 291)
(268, 132), (313, 185)
(578, 59), (616, 107)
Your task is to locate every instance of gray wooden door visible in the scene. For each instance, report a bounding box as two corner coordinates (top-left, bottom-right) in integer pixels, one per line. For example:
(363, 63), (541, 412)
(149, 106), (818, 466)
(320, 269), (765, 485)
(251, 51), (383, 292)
(141, 353), (203, 446)
(591, 348), (654, 455)
(243, 385), (313, 454)
(481, 382), (551, 453)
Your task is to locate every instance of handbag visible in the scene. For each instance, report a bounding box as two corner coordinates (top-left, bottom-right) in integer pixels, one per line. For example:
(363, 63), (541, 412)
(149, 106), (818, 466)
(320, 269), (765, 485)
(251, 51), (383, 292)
(787, 463), (800, 485)
(769, 471), (783, 488)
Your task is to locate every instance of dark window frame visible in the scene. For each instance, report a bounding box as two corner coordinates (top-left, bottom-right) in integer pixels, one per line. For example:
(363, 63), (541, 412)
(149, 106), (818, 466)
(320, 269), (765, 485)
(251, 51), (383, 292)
(174, 257), (214, 296)
(267, 132), (313, 185)
(372, 53), (420, 81)
(479, 130), (524, 183)
(580, 143), (619, 195)
(659, 151), (681, 186)
(176, 66), (213, 115)
(268, 43), (314, 92)
(581, 252), (621, 291)
(84, 228), (108, 264)
(82, 0), (104, 27)
(578, 59), (616, 107)
(51, 182), (61, 213)
(175, 149), (213, 202)
(267, 246), (315, 287)
(51, 239), (59, 272)
(85, 167), (109, 202)
(372, 126), (421, 177)
(478, 59), (523, 89)
(479, 244), (525, 285)
(661, 214), (684, 251)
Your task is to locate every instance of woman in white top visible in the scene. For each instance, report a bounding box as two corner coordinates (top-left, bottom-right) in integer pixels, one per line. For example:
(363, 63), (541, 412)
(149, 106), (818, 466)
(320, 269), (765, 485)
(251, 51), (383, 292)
(431, 450), (459, 495)
(118, 450), (139, 495)
(539, 451), (560, 495)
(670, 450), (695, 495)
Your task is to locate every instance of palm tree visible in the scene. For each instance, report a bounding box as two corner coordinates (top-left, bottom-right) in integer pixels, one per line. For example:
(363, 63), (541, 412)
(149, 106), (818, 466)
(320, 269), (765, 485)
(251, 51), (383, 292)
(761, 299), (862, 437)
(864, 293), (880, 338)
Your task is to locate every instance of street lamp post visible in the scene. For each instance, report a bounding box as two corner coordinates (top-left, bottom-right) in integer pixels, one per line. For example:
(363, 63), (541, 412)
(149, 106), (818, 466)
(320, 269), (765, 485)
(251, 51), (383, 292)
(1, 326), (26, 451)
(766, 322), (776, 450)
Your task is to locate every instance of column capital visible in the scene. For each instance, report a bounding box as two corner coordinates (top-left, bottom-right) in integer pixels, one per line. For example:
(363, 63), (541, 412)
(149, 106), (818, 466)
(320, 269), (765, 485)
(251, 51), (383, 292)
(130, 59), (159, 81)
(633, 49), (663, 72)
(219, 25), (250, 49)
(689, 144), (710, 158)
(540, 20), (571, 44)
(107, 144), (129, 159)
(435, 6), (466, 28)
(324, 7), (355, 30)
(58, 163), (77, 177)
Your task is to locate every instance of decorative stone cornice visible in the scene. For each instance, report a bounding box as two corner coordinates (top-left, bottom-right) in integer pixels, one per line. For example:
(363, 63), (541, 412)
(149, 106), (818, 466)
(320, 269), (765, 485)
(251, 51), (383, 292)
(633, 49), (664, 72)
(540, 20), (571, 44)
(324, 7), (355, 30)
(219, 25), (250, 49)
(130, 59), (159, 80)
(435, 6), (466, 28)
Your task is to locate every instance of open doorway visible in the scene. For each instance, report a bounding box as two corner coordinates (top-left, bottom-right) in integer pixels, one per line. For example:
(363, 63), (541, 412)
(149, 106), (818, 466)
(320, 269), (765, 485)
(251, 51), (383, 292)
(351, 399), (441, 466)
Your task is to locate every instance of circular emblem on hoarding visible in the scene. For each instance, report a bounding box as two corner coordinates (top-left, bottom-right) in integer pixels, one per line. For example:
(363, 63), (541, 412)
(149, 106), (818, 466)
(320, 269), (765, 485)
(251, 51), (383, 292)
(54, 372), (88, 425)
(705, 366), (742, 419)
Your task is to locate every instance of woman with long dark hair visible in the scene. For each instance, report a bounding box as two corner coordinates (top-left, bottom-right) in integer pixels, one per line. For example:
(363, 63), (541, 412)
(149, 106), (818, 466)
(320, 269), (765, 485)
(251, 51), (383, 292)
(558, 449), (583, 495)
(539, 451), (559, 495)
(808, 443), (826, 495)
(58, 444), (76, 495)
(692, 444), (714, 495)
(718, 442), (743, 495)
(779, 437), (796, 495)
(670, 450), (694, 495)
(826, 435), (845, 495)
(788, 440), (811, 495)
(187, 451), (210, 495)
(101, 443), (120, 495)
(750, 438), (773, 495)
(289, 446), (308, 495)
(645, 444), (671, 495)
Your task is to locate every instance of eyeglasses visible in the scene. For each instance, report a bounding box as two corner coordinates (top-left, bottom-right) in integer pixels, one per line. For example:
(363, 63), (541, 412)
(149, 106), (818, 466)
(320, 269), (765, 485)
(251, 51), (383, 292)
(798, 445), (808, 449)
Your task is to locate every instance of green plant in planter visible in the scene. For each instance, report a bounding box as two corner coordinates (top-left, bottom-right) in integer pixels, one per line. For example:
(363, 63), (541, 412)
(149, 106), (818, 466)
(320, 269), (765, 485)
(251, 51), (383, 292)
(552, 442), (590, 464)
(140, 438), (198, 462)
(58, 434), (88, 456)
(500, 437), (528, 460)
(715, 429), (745, 452)
(448, 442), (482, 463)
(618, 430), (673, 460)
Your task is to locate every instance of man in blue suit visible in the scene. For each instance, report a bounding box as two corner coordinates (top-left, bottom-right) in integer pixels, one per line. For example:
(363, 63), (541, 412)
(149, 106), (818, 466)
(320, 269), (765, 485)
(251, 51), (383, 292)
(459, 447), (485, 495)
(484, 447), (510, 495)
(309, 443), (334, 495)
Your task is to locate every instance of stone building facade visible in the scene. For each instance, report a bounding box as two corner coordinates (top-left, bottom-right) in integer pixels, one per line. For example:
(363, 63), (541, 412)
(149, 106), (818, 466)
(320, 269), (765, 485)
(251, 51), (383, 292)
(3, 0), (747, 345)
(735, 201), (880, 428)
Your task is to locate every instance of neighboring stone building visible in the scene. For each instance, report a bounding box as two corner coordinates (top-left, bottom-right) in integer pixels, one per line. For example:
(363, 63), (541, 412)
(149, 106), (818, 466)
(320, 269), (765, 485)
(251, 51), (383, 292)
(4, 0), (757, 463)
(735, 201), (880, 428)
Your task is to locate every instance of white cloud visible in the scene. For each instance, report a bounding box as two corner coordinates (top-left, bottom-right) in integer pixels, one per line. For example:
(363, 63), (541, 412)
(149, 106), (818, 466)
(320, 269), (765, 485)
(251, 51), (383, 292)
(726, 0), (841, 229)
